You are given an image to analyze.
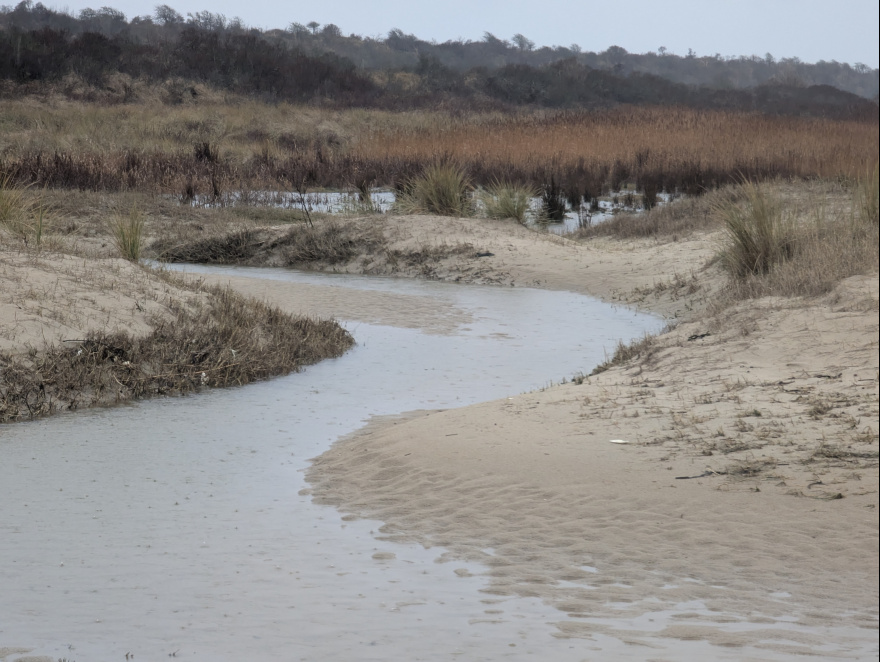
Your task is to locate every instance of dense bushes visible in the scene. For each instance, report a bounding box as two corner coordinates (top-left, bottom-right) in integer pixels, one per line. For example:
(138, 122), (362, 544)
(0, 25), (375, 102)
(0, 19), (876, 118)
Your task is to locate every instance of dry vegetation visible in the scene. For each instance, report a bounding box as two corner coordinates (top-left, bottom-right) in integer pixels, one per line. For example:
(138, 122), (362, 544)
(0, 174), (356, 422)
(1, 96), (877, 428)
(583, 169), (878, 363)
(0, 263), (354, 422)
(353, 107), (877, 190)
(1, 101), (876, 204)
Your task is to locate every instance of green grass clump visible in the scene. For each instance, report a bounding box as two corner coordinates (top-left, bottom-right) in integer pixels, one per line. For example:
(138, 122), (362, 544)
(397, 163), (473, 217)
(111, 207), (145, 261)
(715, 181), (796, 278)
(479, 180), (536, 223)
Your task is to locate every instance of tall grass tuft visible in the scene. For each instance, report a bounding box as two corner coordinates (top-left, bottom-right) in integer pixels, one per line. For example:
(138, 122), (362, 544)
(396, 163), (473, 217)
(0, 174), (49, 247)
(111, 207), (145, 261)
(479, 180), (536, 223)
(715, 182), (796, 278)
(854, 162), (879, 226)
(716, 181), (878, 300)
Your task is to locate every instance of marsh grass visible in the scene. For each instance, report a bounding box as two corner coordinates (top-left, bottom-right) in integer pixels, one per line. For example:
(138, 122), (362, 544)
(715, 181), (796, 278)
(3, 102), (875, 204)
(478, 180), (536, 223)
(110, 207), (146, 261)
(540, 177), (567, 222)
(396, 163), (473, 217)
(0, 282), (354, 422)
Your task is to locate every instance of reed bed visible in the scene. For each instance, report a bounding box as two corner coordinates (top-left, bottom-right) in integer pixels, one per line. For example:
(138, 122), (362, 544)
(1, 102), (876, 202)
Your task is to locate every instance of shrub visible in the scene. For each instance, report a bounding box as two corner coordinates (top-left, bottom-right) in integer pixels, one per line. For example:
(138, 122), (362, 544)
(396, 163), (473, 217)
(479, 180), (536, 223)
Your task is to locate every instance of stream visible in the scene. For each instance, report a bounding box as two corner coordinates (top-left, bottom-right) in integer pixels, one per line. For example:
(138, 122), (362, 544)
(3, 267), (867, 661)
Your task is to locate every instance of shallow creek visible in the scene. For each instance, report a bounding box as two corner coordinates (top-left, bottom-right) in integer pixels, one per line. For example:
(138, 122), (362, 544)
(1, 268), (864, 661)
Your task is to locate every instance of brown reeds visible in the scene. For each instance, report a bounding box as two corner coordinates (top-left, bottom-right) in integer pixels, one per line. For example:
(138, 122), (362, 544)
(1, 102), (875, 202)
(353, 107), (878, 195)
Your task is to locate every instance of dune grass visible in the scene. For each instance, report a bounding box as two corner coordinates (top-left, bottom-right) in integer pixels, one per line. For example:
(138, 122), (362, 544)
(396, 163), (473, 217)
(0, 174), (49, 247)
(854, 163), (879, 226)
(110, 207), (146, 261)
(478, 180), (536, 223)
(716, 173), (879, 300)
(715, 181), (796, 278)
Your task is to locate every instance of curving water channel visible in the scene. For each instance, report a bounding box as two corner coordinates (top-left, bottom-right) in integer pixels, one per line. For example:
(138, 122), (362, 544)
(1, 267), (664, 661)
(5, 268), (864, 661)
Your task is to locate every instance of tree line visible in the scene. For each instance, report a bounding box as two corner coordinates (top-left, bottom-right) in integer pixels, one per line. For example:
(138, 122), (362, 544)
(1, 1), (877, 119)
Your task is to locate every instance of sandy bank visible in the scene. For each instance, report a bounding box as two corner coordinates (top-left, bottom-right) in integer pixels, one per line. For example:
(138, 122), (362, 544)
(285, 214), (879, 654)
(3, 193), (877, 655)
(0, 248), (352, 421)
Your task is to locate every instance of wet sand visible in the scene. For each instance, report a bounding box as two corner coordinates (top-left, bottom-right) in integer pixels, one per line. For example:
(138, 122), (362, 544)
(2, 210), (878, 659)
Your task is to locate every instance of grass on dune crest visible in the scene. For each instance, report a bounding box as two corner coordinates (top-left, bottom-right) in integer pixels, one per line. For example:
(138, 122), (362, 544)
(714, 169), (878, 300)
(0, 174), (49, 247)
(395, 163), (473, 217)
(110, 206), (145, 261)
(478, 180), (537, 223)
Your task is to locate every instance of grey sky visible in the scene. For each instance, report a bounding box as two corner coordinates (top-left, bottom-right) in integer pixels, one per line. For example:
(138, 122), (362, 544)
(55, 0), (880, 68)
